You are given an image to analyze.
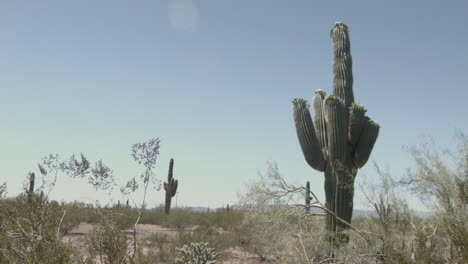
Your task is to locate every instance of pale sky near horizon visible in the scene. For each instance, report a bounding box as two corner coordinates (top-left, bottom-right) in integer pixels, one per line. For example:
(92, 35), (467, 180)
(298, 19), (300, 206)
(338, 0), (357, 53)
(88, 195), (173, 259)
(1, 0), (467, 210)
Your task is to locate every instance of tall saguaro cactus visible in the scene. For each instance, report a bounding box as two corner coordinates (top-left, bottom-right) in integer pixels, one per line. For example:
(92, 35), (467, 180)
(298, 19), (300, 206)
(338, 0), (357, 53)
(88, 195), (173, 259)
(28, 172), (35, 203)
(292, 22), (380, 232)
(164, 158), (178, 215)
(305, 181), (311, 213)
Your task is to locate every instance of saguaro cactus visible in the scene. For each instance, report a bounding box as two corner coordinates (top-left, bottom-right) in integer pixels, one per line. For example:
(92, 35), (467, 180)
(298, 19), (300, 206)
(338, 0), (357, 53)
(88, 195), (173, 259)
(164, 158), (178, 214)
(292, 22), (380, 232)
(28, 172), (35, 203)
(305, 181), (311, 213)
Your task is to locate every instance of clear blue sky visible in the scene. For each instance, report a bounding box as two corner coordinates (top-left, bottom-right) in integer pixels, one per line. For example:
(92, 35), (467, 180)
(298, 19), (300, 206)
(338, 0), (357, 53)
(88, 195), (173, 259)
(1, 0), (467, 210)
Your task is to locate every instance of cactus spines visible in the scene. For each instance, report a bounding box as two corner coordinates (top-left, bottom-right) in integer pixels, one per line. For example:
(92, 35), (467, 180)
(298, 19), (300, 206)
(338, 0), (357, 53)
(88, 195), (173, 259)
(305, 181), (311, 213)
(293, 98), (326, 172)
(164, 158), (178, 214)
(354, 119), (380, 168)
(324, 95), (349, 163)
(312, 90), (328, 151)
(292, 22), (380, 233)
(348, 103), (367, 145)
(331, 22), (354, 109)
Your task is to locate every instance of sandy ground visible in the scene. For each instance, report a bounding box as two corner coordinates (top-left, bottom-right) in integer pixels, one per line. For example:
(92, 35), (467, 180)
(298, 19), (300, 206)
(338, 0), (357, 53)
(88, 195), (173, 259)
(63, 223), (265, 264)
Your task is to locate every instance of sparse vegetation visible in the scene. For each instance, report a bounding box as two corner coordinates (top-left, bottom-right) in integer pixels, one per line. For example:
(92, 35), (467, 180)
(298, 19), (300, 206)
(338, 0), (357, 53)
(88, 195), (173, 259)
(0, 22), (466, 264)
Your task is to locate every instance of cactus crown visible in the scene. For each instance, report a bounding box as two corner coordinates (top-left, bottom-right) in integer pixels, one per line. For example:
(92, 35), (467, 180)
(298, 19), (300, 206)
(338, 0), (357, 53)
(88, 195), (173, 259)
(315, 90), (326, 97)
(324, 94), (343, 104)
(330, 22), (349, 36)
(292, 98), (310, 107)
(335, 22), (349, 31)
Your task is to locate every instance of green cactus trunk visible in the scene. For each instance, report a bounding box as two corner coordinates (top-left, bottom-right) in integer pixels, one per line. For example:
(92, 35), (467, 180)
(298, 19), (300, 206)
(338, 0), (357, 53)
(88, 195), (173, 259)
(305, 181), (311, 213)
(28, 172), (35, 203)
(164, 158), (178, 215)
(293, 22), (380, 233)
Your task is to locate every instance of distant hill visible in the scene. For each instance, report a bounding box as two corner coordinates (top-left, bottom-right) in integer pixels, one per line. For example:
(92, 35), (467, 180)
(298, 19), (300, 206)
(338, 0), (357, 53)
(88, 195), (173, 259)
(177, 205), (434, 219)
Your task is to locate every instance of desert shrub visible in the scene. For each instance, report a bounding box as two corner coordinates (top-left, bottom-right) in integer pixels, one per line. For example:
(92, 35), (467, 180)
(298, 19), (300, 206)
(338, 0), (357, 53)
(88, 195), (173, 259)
(235, 161), (423, 263)
(138, 207), (244, 231)
(402, 132), (468, 263)
(0, 194), (80, 263)
(176, 225), (236, 253)
(203, 210), (243, 230)
(357, 162), (415, 262)
(60, 201), (95, 233)
(86, 216), (129, 264)
(236, 162), (329, 263)
(138, 207), (166, 225)
(59, 201), (137, 233)
(163, 208), (197, 229)
(133, 212), (240, 263)
(104, 206), (137, 230)
(135, 232), (173, 263)
(0, 183), (6, 198)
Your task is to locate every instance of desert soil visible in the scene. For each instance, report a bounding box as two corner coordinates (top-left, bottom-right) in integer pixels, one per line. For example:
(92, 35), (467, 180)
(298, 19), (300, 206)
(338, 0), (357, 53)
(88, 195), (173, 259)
(63, 223), (265, 264)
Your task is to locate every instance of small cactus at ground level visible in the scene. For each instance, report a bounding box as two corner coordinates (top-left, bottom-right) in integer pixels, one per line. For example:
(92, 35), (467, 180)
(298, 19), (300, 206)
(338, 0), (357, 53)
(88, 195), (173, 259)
(164, 158), (178, 214)
(175, 242), (217, 264)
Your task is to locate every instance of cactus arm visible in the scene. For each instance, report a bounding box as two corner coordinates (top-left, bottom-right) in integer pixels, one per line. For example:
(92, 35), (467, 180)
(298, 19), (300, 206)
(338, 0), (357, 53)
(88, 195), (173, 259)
(323, 95), (349, 164)
(293, 98), (326, 172)
(312, 90), (328, 152)
(171, 179), (178, 197)
(348, 103), (367, 145)
(353, 118), (380, 168)
(331, 22), (354, 108)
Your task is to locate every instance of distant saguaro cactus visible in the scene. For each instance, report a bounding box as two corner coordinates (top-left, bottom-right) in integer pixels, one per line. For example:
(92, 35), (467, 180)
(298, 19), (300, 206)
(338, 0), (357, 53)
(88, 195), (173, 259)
(164, 158), (178, 214)
(305, 181), (311, 213)
(292, 22), (380, 232)
(28, 172), (35, 203)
